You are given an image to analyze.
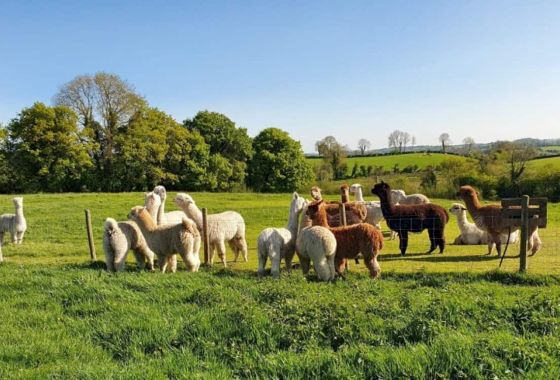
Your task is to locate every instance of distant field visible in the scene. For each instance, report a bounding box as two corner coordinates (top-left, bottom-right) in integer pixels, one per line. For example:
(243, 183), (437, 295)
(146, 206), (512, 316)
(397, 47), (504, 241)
(527, 155), (560, 171)
(540, 146), (560, 155)
(307, 153), (470, 174)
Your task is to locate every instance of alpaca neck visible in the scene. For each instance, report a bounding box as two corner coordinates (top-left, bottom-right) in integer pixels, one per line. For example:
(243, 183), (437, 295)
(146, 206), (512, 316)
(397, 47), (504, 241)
(286, 205), (301, 237)
(157, 198), (165, 224)
(462, 193), (482, 216)
(377, 190), (397, 217)
(311, 207), (330, 228)
(137, 211), (158, 232)
(185, 202), (203, 229)
(355, 188), (365, 202)
(15, 205), (24, 223)
(341, 190), (349, 203)
(456, 211), (472, 230)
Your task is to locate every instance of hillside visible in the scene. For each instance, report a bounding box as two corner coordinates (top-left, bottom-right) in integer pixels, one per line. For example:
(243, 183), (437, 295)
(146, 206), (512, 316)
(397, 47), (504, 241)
(527, 155), (560, 171)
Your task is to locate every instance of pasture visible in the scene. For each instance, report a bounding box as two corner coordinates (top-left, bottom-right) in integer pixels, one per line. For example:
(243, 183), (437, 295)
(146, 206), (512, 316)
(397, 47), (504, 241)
(1, 192), (559, 378)
(527, 155), (560, 172)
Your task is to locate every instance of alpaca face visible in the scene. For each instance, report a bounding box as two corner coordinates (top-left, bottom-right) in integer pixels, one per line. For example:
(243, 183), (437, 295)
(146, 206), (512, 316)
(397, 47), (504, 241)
(457, 186), (477, 200)
(144, 192), (161, 210)
(154, 185), (167, 201)
(349, 184), (361, 194)
(291, 192), (307, 213)
(448, 203), (467, 216)
(371, 182), (391, 198)
(174, 193), (194, 207)
(310, 186), (322, 201)
(13, 197), (23, 208)
(128, 206), (145, 221)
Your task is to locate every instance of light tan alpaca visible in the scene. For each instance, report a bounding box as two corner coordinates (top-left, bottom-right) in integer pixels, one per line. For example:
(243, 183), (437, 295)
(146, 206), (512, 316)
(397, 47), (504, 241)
(103, 218), (156, 272)
(128, 206), (201, 272)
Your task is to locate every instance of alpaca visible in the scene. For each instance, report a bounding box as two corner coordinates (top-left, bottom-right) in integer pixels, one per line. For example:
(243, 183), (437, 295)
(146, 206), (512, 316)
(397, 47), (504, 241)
(448, 203), (520, 249)
(372, 181), (448, 255)
(391, 189), (431, 205)
(174, 193), (247, 267)
(0, 197), (27, 245)
(257, 192), (307, 278)
(296, 226), (337, 281)
(103, 218), (156, 272)
(349, 183), (384, 228)
(457, 185), (539, 257)
(153, 185), (187, 225)
(308, 186), (367, 226)
(128, 206), (201, 272)
(306, 200), (384, 278)
(144, 191), (178, 270)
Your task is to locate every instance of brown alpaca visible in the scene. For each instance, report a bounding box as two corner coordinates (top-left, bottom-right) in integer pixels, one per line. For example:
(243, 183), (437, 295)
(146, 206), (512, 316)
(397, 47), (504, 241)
(306, 200), (384, 278)
(457, 185), (537, 257)
(372, 181), (448, 255)
(309, 186), (367, 226)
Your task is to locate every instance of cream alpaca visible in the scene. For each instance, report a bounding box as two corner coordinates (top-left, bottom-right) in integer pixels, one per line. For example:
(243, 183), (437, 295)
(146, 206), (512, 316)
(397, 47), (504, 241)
(144, 191), (178, 270)
(174, 193), (247, 267)
(153, 185), (187, 225)
(0, 197), (27, 261)
(390, 189), (431, 205)
(296, 226), (337, 281)
(257, 192), (306, 278)
(128, 206), (201, 272)
(103, 218), (156, 272)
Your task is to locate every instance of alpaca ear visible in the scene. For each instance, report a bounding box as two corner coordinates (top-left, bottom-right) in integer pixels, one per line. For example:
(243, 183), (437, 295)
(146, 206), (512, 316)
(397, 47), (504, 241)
(293, 192), (299, 199)
(461, 206), (467, 210)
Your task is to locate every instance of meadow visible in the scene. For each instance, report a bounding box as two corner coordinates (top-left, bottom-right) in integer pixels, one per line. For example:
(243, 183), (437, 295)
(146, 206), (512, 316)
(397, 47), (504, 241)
(0, 191), (559, 378)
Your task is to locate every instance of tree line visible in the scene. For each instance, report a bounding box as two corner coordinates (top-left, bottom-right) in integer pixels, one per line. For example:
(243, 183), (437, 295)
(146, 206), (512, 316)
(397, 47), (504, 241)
(0, 73), (313, 193)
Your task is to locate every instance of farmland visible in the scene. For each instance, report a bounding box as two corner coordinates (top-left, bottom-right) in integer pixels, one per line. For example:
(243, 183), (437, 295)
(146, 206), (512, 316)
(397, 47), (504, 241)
(0, 192), (559, 378)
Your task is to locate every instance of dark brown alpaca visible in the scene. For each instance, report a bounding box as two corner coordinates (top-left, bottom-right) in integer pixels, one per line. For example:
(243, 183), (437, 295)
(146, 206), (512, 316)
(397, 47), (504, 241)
(371, 181), (448, 255)
(306, 200), (384, 278)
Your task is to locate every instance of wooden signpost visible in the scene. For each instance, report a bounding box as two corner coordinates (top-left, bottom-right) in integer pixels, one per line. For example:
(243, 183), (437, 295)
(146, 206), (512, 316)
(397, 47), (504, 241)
(500, 196), (547, 272)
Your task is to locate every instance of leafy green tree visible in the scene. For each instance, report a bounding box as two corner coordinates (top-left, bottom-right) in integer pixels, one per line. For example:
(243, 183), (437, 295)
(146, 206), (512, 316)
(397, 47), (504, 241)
(185, 111), (253, 190)
(247, 128), (313, 192)
(6, 102), (93, 192)
(315, 136), (347, 180)
(0, 125), (17, 192)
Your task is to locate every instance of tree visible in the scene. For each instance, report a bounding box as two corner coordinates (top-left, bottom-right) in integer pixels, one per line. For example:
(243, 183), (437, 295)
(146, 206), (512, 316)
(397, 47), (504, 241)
(462, 137), (476, 156)
(247, 128), (313, 192)
(402, 132), (411, 152)
(315, 136), (348, 180)
(497, 141), (537, 191)
(357, 138), (371, 155)
(388, 130), (401, 152)
(185, 111), (253, 190)
(439, 133), (451, 153)
(54, 72), (146, 190)
(411, 136), (417, 150)
(5, 102), (93, 192)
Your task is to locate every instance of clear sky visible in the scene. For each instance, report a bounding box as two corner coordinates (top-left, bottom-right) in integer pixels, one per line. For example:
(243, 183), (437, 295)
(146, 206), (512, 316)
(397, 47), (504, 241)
(1, 0), (559, 152)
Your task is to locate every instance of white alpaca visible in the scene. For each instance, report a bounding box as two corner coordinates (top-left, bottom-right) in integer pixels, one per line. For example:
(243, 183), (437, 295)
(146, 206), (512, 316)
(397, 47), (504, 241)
(448, 203), (538, 255)
(128, 206), (201, 272)
(391, 189), (431, 205)
(296, 226), (337, 282)
(144, 191), (178, 270)
(103, 218), (156, 272)
(0, 197), (27, 262)
(153, 185), (187, 225)
(174, 193), (247, 267)
(349, 184), (384, 228)
(257, 192), (306, 278)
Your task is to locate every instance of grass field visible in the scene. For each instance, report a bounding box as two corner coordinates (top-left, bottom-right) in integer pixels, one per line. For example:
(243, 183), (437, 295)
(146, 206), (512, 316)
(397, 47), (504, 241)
(1, 192), (559, 378)
(527, 155), (560, 171)
(306, 153), (470, 174)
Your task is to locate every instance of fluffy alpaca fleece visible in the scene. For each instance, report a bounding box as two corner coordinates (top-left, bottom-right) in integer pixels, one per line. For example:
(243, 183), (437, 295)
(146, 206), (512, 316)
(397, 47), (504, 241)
(0, 197), (27, 262)
(306, 200), (384, 278)
(296, 226), (337, 281)
(457, 185), (540, 256)
(144, 192), (177, 270)
(308, 186), (367, 226)
(174, 193), (247, 267)
(128, 206), (201, 272)
(372, 182), (448, 256)
(257, 192), (307, 278)
(103, 218), (156, 272)
(390, 190), (431, 205)
(449, 203), (519, 248)
(153, 185), (187, 225)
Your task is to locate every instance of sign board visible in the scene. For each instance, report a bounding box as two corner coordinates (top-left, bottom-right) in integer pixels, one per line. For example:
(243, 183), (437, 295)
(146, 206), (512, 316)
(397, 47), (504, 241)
(501, 197), (547, 228)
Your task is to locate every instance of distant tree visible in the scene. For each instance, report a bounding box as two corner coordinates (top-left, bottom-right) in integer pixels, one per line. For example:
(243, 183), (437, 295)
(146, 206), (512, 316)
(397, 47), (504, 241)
(462, 137), (476, 155)
(315, 136), (347, 180)
(5, 102), (93, 192)
(185, 111), (253, 190)
(411, 136), (417, 151)
(497, 141), (538, 191)
(402, 132), (411, 152)
(439, 133), (451, 153)
(351, 162), (359, 178)
(247, 128), (313, 192)
(0, 124), (16, 192)
(421, 166), (437, 189)
(357, 138), (371, 155)
(388, 130), (401, 152)
(54, 72), (146, 190)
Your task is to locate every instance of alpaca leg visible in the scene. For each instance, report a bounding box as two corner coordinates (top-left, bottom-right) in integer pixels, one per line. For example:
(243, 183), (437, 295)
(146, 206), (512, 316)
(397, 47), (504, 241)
(158, 255), (168, 273)
(257, 247), (268, 277)
(398, 231), (409, 256)
(327, 254), (336, 280)
(16, 231), (25, 244)
(132, 249), (145, 271)
(427, 229), (437, 254)
(299, 254), (311, 275)
(435, 228), (445, 253)
(217, 240), (227, 267)
(209, 243), (216, 265)
(314, 256), (331, 281)
(270, 255), (281, 279)
(169, 254), (178, 273)
(0, 245), (3, 263)
(229, 240), (240, 262)
(240, 238), (248, 262)
(486, 240), (494, 255)
(104, 246), (115, 272)
(494, 235), (502, 257)
(364, 255), (381, 279)
(10, 231), (16, 244)
(335, 257), (347, 275)
(284, 250), (295, 273)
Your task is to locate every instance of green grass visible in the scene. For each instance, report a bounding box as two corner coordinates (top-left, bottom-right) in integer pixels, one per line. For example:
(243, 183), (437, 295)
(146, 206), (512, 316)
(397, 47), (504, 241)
(540, 146), (560, 155)
(307, 153), (470, 174)
(527, 155), (560, 171)
(0, 192), (559, 378)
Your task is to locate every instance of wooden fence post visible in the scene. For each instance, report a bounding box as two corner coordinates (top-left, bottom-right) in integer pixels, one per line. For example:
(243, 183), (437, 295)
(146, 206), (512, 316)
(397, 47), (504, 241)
(85, 209), (96, 261)
(202, 208), (210, 265)
(519, 195), (529, 273)
(339, 203), (347, 227)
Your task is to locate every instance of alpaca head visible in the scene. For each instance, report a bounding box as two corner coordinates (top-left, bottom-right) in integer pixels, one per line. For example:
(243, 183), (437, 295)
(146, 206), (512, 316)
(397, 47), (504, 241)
(174, 193), (195, 207)
(390, 190), (406, 203)
(448, 203), (467, 217)
(371, 181), (391, 199)
(305, 200), (324, 220)
(13, 197), (23, 208)
(128, 206), (147, 221)
(310, 186), (322, 201)
(457, 185), (479, 201)
(153, 185), (167, 201)
(144, 192), (161, 212)
(290, 192), (307, 214)
(340, 184), (350, 202)
(349, 184), (362, 194)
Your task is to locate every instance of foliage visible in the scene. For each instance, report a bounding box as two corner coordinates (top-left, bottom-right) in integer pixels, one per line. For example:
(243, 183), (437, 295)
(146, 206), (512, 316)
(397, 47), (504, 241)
(439, 133), (451, 153)
(247, 128), (313, 192)
(315, 136), (347, 180)
(420, 166), (437, 190)
(388, 130), (411, 153)
(357, 138), (371, 155)
(4, 102), (92, 192)
(185, 111), (253, 190)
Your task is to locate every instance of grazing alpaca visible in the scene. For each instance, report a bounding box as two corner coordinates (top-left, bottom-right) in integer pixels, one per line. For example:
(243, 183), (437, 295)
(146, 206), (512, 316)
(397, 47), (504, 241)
(372, 182), (448, 255)
(0, 197), (27, 244)
(457, 185), (540, 257)
(128, 206), (201, 272)
(306, 200), (384, 278)
(448, 203), (520, 249)
(391, 189), (431, 205)
(257, 192), (307, 278)
(153, 185), (187, 225)
(296, 226), (337, 281)
(174, 193), (247, 266)
(103, 218), (156, 272)
(308, 186), (367, 226)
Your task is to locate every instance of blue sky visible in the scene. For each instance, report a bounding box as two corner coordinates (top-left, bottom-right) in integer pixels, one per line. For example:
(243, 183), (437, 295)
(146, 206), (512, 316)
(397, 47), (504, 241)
(1, 0), (559, 152)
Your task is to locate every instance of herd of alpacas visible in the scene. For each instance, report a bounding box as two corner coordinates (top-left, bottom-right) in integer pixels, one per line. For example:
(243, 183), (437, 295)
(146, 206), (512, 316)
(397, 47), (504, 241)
(101, 182), (542, 281)
(0, 182), (542, 280)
